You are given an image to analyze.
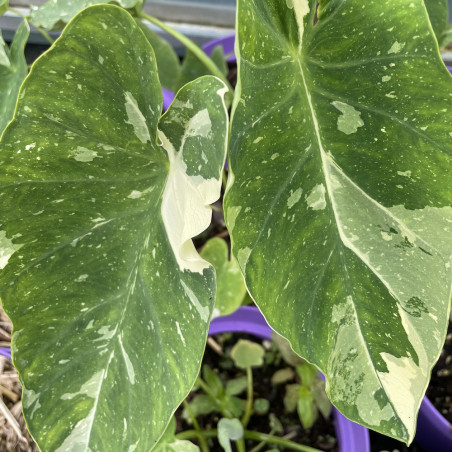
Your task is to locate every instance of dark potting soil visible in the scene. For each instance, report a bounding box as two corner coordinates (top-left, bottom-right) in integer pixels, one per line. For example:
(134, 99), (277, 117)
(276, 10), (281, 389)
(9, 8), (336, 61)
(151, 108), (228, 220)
(426, 320), (452, 424)
(175, 332), (338, 451)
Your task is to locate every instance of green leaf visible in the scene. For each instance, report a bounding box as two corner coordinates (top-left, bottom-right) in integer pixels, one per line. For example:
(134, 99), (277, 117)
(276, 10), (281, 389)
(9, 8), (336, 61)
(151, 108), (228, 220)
(271, 367), (295, 385)
(0, 1), (8, 17)
(268, 413), (283, 434)
(0, 21), (29, 135)
(183, 394), (218, 419)
(30, 0), (145, 30)
(225, 0), (452, 444)
(297, 387), (316, 430)
(312, 378), (332, 420)
(253, 398), (270, 415)
(0, 5), (228, 451)
(230, 339), (265, 369)
(222, 394), (245, 418)
(283, 384), (300, 413)
(271, 332), (303, 367)
(136, 20), (181, 92)
(296, 362), (317, 388)
(203, 365), (224, 397)
(424, 0), (449, 47)
(154, 418), (200, 452)
(217, 418), (244, 452)
(201, 238), (247, 315)
(225, 375), (248, 396)
(177, 45), (228, 93)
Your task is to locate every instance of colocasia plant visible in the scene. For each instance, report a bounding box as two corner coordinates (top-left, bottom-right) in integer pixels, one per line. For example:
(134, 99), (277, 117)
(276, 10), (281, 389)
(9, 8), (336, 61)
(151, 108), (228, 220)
(0, 0), (451, 450)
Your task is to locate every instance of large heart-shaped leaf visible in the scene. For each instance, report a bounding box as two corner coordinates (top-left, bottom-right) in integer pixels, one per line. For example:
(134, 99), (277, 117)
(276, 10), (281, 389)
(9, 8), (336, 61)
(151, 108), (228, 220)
(225, 0), (452, 443)
(0, 4), (228, 451)
(0, 21), (29, 135)
(30, 0), (144, 29)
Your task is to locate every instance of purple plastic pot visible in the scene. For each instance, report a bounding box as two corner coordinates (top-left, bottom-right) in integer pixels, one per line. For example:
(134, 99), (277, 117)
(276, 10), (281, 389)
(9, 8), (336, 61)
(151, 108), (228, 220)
(0, 347), (11, 359)
(209, 306), (371, 452)
(415, 397), (452, 452)
(162, 34), (236, 111)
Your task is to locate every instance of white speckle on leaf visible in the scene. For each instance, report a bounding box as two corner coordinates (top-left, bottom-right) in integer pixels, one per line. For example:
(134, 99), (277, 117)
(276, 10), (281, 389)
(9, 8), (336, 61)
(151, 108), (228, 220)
(306, 184), (326, 210)
(181, 280), (209, 322)
(0, 231), (23, 269)
(287, 188), (303, 209)
(70, 147), (102, 163)
(127, 186), (154, 199)
(253, 137), (263, 144)
(227, 206), (242, 231)
(237, 247), (252, 273)
(75, 274), (88, 283)
(61, 371), (104, 400)
(388, 41), (405, 54)
(176, 321), (186, 346)
(124, 91), (151, 143)
(332, 101), (364, 135)
(382, 75), (391, 82)
(397, 170), (411, 178)
(119, 335), (135, 384)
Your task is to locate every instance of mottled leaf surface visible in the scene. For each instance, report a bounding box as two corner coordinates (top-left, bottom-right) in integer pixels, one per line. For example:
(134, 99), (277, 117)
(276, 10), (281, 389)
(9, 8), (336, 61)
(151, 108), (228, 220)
(0, 21), (29, 135)
(0, 5), (227, 451)
(225, 0), (452, 443)
(30, 0), (144, 29)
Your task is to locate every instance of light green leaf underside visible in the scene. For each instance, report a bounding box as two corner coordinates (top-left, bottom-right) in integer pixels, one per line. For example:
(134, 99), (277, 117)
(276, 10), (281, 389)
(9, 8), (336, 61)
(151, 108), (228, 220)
(200, 238), (246, 315)
(0, 5), (227, 451)
(0, 21), (29, 135)
(225, 0), (452, 443)
(30, 0), (144, 29)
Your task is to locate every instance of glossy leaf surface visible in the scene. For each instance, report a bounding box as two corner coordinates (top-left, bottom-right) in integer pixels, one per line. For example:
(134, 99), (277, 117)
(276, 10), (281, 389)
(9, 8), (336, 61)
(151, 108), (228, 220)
(0, 5), (227, 451)
(200, 238), (246, 315)
(0, 21), (29, 135)
(225, 0), (452, 443)
(30, 0), (144, 29)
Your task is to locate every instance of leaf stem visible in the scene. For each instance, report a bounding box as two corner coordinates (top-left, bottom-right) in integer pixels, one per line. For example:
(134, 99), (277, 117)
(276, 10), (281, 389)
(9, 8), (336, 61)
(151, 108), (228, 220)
(248, 428), (276, 452)
(177, 429), (325, 452)
(196, 377), (233, 419)
(241, 367), (253, 428)
(182, 400), (210, 452)
(138, 12), (233, 93)
(8, 8), (55, 44)
(243, 431), (324, 452)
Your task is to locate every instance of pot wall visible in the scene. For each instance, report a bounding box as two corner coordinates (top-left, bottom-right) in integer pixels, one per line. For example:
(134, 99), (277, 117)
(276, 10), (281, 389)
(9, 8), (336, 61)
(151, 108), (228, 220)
(209, 306), (371, 452)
